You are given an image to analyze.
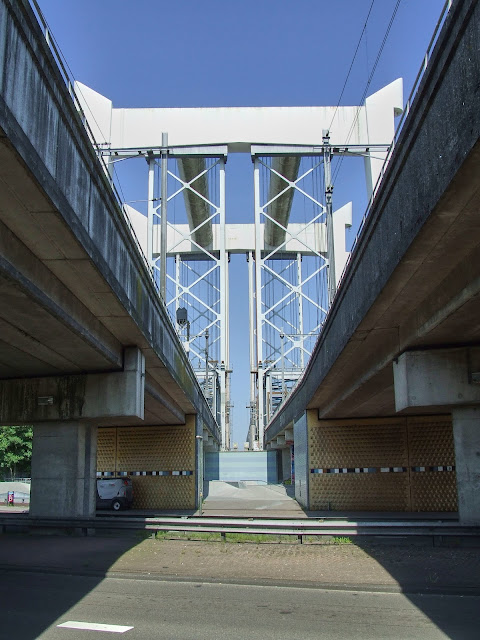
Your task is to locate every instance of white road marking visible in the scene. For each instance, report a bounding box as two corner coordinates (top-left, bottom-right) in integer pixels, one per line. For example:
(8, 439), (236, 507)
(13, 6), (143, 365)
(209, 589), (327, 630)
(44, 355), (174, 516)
(57, 621), (133, 633)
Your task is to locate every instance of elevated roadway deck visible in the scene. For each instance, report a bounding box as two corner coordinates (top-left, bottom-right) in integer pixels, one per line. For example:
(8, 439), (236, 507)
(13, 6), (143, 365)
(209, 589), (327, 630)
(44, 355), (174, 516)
(265, 0), (480, 522)
(266, 0), (480, 431)
(0, 0), (219, 516)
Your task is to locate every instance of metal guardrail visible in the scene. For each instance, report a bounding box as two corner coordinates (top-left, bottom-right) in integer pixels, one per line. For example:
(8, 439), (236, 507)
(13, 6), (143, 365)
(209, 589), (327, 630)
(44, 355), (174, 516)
(1, 514), (478, 542)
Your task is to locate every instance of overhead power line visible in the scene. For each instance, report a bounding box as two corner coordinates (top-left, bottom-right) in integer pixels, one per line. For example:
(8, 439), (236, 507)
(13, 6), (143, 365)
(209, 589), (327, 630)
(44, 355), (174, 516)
(332, 0), (403, 185)
(328, 0), (376, 133)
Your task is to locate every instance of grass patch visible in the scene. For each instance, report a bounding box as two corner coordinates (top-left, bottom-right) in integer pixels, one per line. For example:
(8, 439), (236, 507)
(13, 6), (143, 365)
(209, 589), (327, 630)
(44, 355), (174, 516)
(155, 531), (295, 544)
(226, 532), (293, 544)
(302, 535), (354, 545)
(332, 536), (353, 545)
(155, 531), (223, 542)
(154, 531), (354, 545)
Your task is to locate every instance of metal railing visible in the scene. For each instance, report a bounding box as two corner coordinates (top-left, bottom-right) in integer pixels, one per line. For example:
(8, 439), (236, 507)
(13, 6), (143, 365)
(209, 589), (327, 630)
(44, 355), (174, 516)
(1, 513), (478, 543)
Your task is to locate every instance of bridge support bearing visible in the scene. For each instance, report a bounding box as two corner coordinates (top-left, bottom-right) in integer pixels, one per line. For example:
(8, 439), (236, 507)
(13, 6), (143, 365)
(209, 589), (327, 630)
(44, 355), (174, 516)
(30, 422), (97, 518)
(394, 347), (480, 524)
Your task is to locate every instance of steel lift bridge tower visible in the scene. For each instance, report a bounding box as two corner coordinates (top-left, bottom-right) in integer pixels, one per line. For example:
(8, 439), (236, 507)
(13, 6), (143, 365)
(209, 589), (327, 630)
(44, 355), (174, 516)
(76, 79), (403, 450)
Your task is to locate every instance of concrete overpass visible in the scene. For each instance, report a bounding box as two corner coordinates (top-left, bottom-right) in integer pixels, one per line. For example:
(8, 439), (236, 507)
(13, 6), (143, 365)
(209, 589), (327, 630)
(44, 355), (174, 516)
(0, 0), (220, 517)
(265, 0), (480, 523)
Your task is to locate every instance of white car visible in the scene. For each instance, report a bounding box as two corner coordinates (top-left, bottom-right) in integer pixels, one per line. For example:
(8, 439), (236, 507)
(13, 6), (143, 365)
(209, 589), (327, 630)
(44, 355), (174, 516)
(96, 477), (133, 511)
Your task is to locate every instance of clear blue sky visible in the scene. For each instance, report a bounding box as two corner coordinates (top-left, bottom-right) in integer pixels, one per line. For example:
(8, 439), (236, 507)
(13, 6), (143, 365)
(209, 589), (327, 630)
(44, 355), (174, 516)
(38, 0), (446, 445)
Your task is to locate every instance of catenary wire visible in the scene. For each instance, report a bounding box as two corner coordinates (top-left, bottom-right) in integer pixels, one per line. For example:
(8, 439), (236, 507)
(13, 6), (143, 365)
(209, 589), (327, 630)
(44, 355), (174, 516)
(333, 0), (403, 185)
(328, 0), (376, 133)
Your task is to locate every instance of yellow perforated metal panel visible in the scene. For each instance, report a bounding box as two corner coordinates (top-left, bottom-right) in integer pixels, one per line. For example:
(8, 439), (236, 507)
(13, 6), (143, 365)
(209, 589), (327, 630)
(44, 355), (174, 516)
(308, 415), (409, 511)
(408, 416), (457, 512)
(309, 474), (410, 511)
(308, 416), (408, 468)
(97, 428), (116, 473)
(407, 416), (455, 467)
(97, 417), (196, 510)
(307, 413), (458, 512)
(116, 424), (195, 472)
(409, 473), (457, 512)
(131, 476), (195, 510)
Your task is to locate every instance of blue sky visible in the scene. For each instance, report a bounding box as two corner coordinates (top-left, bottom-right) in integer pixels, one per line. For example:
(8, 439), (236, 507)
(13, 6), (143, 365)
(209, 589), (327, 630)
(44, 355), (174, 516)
(38, 0), (447, 445)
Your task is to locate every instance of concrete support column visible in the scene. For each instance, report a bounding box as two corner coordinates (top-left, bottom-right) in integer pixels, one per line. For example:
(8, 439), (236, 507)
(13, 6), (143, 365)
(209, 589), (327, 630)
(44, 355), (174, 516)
(195, 415), (204, 510)
(281, 447), (291, 481)
(30, 422), (97, 518)
(394, 347), (480, 524)
(452, 407), (480, 524)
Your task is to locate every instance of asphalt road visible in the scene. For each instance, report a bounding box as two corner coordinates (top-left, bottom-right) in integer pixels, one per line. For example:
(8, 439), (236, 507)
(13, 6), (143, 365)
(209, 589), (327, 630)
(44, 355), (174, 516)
(1, 572), (479, 640)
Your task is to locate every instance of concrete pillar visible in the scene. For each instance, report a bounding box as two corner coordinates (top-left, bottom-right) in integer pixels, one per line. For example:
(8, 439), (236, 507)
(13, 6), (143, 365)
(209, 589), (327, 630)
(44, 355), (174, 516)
(195, 415), (204, 510)
(452, 407), (480, 524)
(281, 447), (291, 481)
(394, 347), (480, 524)
(30, 422), (97, 518)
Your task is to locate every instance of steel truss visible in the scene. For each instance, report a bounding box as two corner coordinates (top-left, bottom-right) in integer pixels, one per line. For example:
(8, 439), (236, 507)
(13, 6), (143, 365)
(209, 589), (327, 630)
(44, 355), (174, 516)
(97, 140), (390, 452)
(251, 152), (330, 449)
(147, 148), (230, 450)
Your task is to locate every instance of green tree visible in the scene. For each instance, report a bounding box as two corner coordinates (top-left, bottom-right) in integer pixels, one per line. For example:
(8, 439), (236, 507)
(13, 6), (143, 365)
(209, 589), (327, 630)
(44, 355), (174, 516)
(0, 426), (33, 479)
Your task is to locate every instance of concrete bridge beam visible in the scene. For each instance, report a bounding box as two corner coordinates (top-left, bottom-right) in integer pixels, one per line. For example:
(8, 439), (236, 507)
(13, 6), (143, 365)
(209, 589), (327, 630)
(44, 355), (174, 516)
(394, 347), (480, 523)
(0, 347), (145, 425)
(394, 347), (480, 412)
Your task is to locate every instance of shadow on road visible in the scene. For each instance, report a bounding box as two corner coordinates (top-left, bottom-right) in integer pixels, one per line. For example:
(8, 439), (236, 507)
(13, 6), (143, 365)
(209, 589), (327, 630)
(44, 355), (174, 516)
(0, 531), (150, 639)
(0, 515), (479, 639)
(345, 537), (480, 640)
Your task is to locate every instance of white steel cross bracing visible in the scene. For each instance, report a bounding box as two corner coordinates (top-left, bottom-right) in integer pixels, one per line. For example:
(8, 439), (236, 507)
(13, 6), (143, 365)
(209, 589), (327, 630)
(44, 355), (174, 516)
(148, 150), (231, 449)
(251, 154), (331, 448)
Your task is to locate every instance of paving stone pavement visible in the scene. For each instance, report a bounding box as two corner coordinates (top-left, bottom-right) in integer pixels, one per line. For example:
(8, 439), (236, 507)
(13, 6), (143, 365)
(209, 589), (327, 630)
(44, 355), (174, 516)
(0, 533), (478, 594)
